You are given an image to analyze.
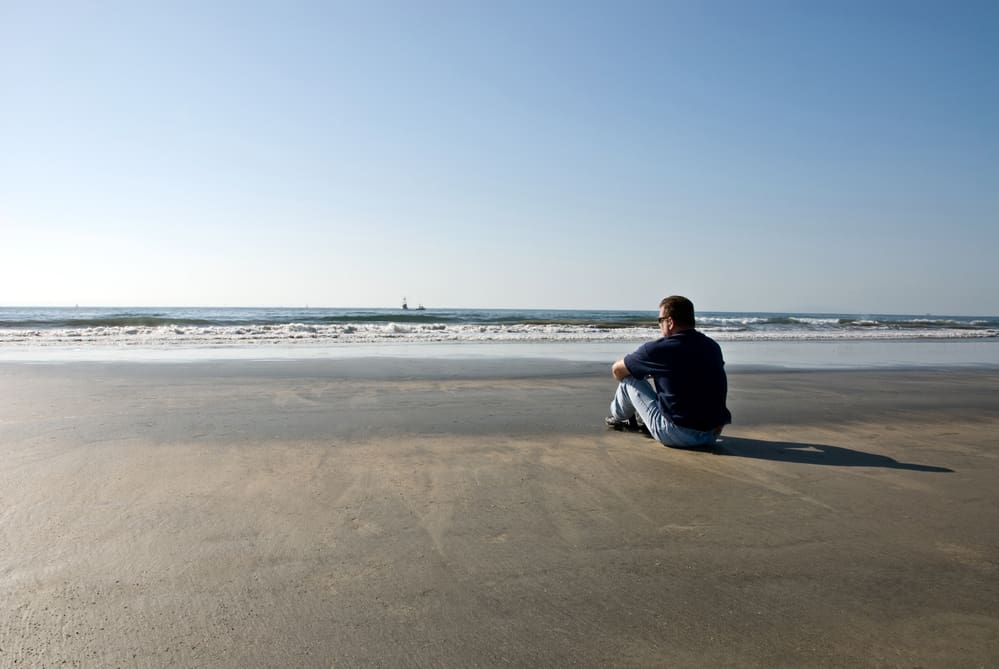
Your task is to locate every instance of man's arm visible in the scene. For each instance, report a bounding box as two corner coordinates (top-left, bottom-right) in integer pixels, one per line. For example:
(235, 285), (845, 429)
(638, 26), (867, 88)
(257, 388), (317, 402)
(612, 358), (631, 381)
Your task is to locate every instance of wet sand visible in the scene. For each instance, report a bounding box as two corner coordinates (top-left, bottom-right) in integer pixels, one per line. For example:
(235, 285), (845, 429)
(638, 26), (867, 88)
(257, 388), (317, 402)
(1, 360), (997, 667)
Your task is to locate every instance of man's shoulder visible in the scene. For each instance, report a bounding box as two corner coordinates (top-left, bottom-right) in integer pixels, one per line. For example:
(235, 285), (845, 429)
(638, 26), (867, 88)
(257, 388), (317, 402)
(625, 336), (668, 362)
(637, 336), (671, 352)
(678, 329), (716, 342)
(629, 335), (678, 361)
(673, 330), (723, 352)
(690, 329), (721, 345)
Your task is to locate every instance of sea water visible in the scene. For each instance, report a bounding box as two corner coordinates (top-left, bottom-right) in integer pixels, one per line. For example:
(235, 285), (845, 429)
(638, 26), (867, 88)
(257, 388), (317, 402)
(1, 306), (997, 368)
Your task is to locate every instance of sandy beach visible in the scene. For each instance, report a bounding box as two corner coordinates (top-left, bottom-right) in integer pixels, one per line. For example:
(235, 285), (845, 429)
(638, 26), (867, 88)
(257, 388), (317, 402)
(1, 359), (997, 668)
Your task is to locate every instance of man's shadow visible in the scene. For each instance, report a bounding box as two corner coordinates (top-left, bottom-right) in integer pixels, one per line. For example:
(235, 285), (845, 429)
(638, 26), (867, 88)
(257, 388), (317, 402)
(706, 436), (954, 473)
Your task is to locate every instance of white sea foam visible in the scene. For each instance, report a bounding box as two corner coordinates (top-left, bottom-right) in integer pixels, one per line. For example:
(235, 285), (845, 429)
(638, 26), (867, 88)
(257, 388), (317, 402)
(1, 321), (997, 350)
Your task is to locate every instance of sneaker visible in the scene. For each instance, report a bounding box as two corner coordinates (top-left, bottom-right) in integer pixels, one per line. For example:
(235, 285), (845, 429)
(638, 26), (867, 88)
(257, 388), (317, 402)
(605, 416), (652, 437)
(605, 415), (639, 431)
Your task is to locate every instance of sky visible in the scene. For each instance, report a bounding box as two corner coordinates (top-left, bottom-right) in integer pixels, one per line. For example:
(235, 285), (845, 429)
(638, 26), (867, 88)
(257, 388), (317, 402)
(2, 1), (997, 314)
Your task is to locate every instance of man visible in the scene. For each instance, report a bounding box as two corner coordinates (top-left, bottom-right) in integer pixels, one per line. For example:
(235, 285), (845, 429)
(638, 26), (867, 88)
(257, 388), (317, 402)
(607, 295), (731, 448)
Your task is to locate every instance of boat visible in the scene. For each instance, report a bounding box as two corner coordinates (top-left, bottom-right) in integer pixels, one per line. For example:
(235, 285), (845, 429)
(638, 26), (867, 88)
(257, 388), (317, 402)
(402, 298), (425, 311)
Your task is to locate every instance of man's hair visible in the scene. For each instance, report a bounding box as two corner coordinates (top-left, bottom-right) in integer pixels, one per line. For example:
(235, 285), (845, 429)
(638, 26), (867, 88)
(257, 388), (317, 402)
(659, 295), (695, 328)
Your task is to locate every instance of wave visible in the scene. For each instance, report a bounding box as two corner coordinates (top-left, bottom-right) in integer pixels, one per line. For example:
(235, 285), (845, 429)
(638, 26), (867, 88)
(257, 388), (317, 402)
(2, 322), (997, 348)
(0, 316), (223, 329)
(6, 313), (994, 330)
(1, 307), (996, 347)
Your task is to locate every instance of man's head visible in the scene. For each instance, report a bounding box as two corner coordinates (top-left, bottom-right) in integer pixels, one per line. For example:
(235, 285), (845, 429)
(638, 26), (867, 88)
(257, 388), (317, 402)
(658, 295), (695, 335)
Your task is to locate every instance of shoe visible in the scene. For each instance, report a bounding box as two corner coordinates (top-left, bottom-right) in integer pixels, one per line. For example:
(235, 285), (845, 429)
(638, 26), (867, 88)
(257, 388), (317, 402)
(605, 415), (639, 431)
(605, 416), (652, 437)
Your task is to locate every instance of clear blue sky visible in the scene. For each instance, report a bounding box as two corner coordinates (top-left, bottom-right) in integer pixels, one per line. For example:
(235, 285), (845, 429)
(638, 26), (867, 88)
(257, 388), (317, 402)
(2, 1), (997, 314)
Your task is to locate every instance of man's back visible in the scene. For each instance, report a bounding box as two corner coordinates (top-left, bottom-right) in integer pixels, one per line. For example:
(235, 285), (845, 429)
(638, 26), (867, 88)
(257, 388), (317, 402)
(608, 295), (731, 448)
(624, 330), (731, 431)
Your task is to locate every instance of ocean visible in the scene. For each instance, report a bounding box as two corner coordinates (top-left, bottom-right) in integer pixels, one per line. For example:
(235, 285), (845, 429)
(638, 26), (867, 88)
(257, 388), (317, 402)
(1, 306), (998, 367)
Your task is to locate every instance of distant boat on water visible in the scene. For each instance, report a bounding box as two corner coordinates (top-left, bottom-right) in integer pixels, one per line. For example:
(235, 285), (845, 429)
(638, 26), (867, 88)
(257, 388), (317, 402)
(401, 298), (426, 311)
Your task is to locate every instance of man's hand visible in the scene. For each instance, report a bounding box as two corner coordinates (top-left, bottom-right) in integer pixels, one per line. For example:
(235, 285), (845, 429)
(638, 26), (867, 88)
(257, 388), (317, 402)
(612, 358), (631, 381)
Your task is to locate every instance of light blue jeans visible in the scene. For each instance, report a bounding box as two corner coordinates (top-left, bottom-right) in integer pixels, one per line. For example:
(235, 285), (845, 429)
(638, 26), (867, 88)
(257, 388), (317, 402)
(610, 376), (719, 448)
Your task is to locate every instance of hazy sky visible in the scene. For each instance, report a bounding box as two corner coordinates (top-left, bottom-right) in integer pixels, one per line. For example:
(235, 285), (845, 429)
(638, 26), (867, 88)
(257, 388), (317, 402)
(3, 1), (997, 314)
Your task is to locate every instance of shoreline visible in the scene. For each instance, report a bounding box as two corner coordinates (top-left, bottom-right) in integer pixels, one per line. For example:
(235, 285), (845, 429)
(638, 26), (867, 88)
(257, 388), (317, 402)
(2, 360), (996, 666)
(1, 336), (999, 370)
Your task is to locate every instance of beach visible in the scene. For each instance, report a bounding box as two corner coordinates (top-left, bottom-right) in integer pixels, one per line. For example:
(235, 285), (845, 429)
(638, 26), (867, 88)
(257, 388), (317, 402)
(1, 358), (997, 667)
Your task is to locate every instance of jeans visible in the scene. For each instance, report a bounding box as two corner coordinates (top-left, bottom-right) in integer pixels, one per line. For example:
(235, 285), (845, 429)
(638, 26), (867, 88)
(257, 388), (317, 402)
(610, 376), (719, 448)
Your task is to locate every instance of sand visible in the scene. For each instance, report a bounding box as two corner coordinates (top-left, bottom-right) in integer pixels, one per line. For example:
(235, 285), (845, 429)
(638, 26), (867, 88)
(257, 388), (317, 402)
(1, 359), (997, 667)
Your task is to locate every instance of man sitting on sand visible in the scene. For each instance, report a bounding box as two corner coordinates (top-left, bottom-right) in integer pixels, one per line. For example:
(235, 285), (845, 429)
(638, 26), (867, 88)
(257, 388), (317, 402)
(607, 295), (732, 448)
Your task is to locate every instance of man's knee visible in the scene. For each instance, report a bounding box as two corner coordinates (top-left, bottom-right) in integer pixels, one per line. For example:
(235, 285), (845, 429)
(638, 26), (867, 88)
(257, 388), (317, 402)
(619, 376), (644, 391)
